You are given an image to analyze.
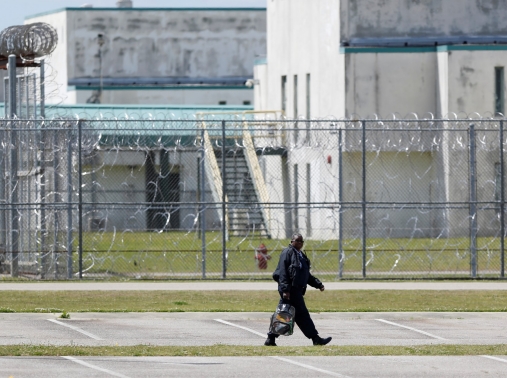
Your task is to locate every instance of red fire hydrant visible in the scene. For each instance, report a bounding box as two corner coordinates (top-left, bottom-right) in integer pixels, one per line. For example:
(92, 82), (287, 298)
(255, 243), (271, 269)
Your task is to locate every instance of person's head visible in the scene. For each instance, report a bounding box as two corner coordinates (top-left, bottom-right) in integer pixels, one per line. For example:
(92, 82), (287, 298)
(290, 233), (304, 250)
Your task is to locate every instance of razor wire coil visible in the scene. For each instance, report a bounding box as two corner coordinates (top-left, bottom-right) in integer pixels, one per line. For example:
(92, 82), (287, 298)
(0, 22), (58, 58)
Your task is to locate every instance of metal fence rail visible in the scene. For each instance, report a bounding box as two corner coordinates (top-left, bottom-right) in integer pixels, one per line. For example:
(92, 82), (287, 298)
(0, 117), (506, 280)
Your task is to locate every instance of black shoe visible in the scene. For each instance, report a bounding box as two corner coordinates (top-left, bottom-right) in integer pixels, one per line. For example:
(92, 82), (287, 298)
(312, 335), (332, 346)
(264, 337), (277, 346)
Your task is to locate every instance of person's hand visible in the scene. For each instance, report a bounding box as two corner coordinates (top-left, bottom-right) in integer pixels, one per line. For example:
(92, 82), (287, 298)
(282, 292), (290, 300)
(320, 285), (325, 292)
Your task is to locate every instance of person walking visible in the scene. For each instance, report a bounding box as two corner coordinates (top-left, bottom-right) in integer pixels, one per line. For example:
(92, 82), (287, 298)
(265, 232), (332, 346)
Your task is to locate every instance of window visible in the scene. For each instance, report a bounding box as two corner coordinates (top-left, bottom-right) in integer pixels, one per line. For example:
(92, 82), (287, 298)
(219, 101), (227, 105)
(495, 67), (504, 116)
(306, 73), (311, 119)
(243, 101), (251, 105)
(281, 75), (287, 114)
(293, 75), (298, 118)
(305, 73), (311, 143)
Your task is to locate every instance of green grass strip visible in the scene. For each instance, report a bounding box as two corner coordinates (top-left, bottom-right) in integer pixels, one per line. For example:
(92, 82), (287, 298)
(1, 344), (507, 357)
(2, 290), (507, 313)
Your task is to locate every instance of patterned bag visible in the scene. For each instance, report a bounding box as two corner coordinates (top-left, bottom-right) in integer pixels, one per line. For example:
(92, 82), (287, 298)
(269, 303), (296, 336)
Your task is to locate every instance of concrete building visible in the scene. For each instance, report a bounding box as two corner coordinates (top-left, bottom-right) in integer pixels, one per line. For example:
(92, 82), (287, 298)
(24, 4), (266, 106)
(0, 103), (255, 234)
(252, 0), (507, 240)
(254, 0), (507, 118)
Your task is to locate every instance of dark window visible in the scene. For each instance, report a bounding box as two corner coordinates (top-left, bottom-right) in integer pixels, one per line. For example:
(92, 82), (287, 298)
(495, 67), (504, 116)
(306, 73), (311, 119)
(281, 75), (287, 114)
(219, 101), (227, 105)
(293, 74), (298, 118)
(305, 74), (311, 143)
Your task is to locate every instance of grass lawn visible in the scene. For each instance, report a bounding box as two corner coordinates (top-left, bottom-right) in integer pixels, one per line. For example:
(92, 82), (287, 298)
(2, 344), (507, 357)
(68, 231), (506, 277)
(2, 290), (507, 313)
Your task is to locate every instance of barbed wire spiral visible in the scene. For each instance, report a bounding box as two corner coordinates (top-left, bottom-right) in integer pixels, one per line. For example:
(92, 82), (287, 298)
(0, 22), (58, 58)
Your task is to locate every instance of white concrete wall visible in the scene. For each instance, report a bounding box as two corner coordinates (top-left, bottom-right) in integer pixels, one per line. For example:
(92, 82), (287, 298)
(342, 151), (435, 238)
(341, 0), (507, 41)
(63, 9), (266, 80)
(253, 0), (507, 240)
(257, 0), (507, 118)
(447, 49), (507, 116)
(437, 50), (449, 116)
(343, 47), (507, 118)
(260, 155), (286, 239)
(252, 62), (268, 111)
(26, 8), (266, 105)
(344, 52), (438, 118)
(85, 149), (222, 232)
(71, 87), (253, 106)
(259, 0), (344, 118)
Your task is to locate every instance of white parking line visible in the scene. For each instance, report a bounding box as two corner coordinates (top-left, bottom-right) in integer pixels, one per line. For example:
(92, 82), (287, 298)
(481, 355), (507, 364)
(375, 319), (446, 340)
(62, 356), (130, 378)
(214, 319), (266, 337)
(271, 356), (351, 378)
(47, 319), (103, 340)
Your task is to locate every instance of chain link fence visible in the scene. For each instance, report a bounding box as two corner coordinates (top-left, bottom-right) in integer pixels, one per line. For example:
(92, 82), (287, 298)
(0, 117), (506, 280)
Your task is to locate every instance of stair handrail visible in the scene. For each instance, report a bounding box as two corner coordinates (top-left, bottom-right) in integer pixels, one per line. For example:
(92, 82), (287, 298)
(242, 120), (271, 236)
(200, 121), (229, 237)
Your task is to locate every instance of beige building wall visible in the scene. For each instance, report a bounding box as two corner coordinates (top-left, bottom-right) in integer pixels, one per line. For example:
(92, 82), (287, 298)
(26, 7), (266, 105)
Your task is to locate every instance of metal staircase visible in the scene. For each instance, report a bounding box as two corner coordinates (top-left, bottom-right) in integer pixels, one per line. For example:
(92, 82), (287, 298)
(214, 147), (270, 237)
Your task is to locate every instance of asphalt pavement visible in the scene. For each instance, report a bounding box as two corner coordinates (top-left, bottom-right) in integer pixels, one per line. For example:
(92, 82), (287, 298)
(2, 281), (507, 377)
(2, 311), (507, 377)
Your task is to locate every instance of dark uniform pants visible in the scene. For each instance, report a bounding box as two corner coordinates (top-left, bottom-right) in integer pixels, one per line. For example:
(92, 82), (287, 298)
(268, 287), (318, 339)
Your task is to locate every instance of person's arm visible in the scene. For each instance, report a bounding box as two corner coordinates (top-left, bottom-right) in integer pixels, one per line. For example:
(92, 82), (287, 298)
(308, 273), (324, 291)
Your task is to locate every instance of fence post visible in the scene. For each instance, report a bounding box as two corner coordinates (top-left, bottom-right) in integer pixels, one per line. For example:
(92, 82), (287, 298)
(361, 120), (367, 278)
(53, 124), (59, 278)
(40, 59), (45, 118)
(500, 120), (505, 278)
(469, 123), (477, 278)
(39, 59), (47, 278)
(294, 164), (299, 231)
(338, 126), (344, 279)
(221, 120), (227, 279)
(67, 127), (73, 279)
(0, 120), (4, 270)
(200, 127), (206, 279)
(8, 55), (18, 278)
(78, 120), (83, 279)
